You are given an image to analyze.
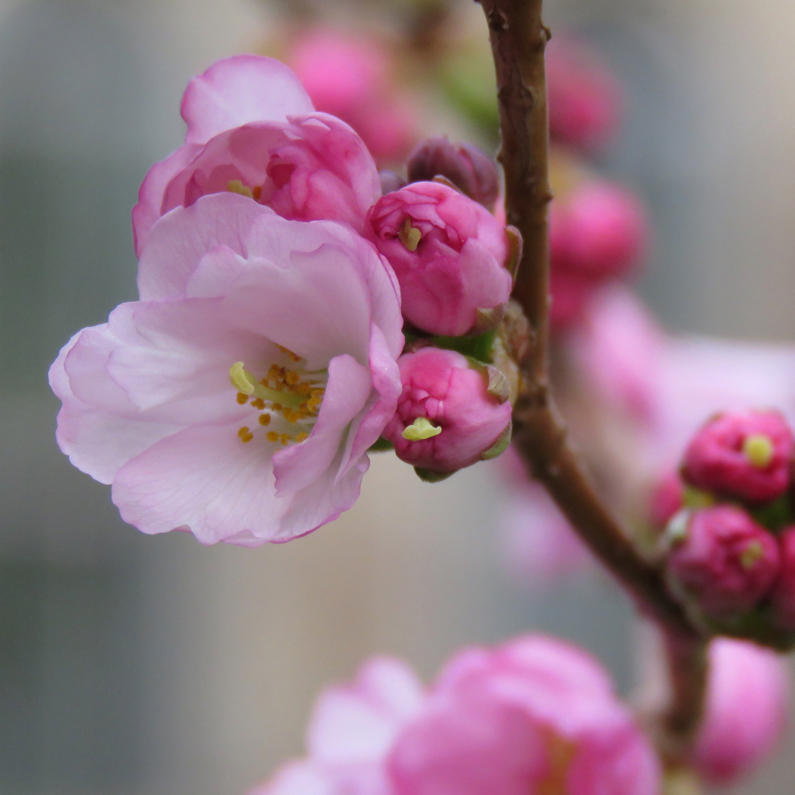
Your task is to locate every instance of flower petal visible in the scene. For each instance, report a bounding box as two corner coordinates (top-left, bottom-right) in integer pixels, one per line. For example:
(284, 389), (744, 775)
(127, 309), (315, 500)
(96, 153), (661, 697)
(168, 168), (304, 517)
(112, 421), (284, 545)
(273, 353), (372, 496)
(137, 193), (273, 301)
(181, 55), (314, 145)
(132, 143), (202, 257)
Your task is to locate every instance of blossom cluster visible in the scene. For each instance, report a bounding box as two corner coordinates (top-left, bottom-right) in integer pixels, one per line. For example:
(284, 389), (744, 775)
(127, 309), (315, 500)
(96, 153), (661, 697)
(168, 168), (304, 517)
(49, 55), (517, 546)
(658, 409), (795, 638)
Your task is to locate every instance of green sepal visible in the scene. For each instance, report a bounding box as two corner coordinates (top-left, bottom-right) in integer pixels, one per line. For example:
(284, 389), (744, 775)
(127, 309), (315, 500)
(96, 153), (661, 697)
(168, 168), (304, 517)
(431, 329), (495, 363)
(414, 467), (455, 483)
(480, 422), (512, 461)
(750, 493), (793, 533)
(368, 437), (394, 453)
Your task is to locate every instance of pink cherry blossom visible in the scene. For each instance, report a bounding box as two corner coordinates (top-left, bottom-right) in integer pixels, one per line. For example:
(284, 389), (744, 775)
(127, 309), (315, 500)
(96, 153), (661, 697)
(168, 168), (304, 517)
(572, 285), (795, 473)
(250, 636), (660, 795)
(133, 55), (381, 255)
(288, 29), (419, 164)
(50, 193), (403, 545)
(382, 347), (513, 474)
(692, 638), (789, 785)
(389, 635), (660, 795)
(367, 182), (513, 336)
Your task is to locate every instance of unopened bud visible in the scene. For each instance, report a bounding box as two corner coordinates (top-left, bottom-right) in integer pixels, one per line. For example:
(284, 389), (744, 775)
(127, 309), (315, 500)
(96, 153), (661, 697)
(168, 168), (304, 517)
(681, 410), (793, 504)
(380, 170), (407, 195)
(382, 347), (513, 474)
(666, 506), (779, 619)
(407, 136), (500, 210)
(367, 181), (513, 336)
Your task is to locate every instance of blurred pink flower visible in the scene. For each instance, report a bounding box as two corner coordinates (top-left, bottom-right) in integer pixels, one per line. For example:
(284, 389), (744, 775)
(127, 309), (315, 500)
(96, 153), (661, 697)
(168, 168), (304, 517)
(546, 36), (622, 151)
(550, 180), (649, 330)
(692, 638), (789, 785)
(133, 55), (381, 255)
(288, 30), (418, 164)
(368, 181), (512, 336)
(50, 194), (403, 546)
(252, 636), (660, 795)
(390, 635), (660, 795)
(572, 285), (795, 473)
(383, 347), (512, 474)
(254, 657), (425, 795)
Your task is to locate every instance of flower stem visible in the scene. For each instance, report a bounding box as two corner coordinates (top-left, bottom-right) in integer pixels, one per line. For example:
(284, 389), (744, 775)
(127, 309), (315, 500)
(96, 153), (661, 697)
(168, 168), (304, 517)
(476, 0), (708, 757)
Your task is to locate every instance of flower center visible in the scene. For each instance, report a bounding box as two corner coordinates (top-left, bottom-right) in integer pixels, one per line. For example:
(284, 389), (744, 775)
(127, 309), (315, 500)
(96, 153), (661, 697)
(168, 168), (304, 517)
(402, 417), (442, 441)
(230, 348), (325, 446)
(227, 179), (263, 202)
(399, 216), (422, 251)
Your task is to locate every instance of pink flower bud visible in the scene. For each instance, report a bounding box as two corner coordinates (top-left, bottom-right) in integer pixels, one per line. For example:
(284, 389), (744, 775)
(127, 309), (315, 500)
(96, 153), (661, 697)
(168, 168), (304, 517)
(367, 182), (513, 336)
(771, 526), (795, 630)
(407, 136), (500, 210)
(692, 638), (789, 785)
(551, 181), (648, 280)
(681, 410), (793, 503)
(382, 348), (513, 474)
(666, 506), (779, 618)
(546, 36), (622, 151)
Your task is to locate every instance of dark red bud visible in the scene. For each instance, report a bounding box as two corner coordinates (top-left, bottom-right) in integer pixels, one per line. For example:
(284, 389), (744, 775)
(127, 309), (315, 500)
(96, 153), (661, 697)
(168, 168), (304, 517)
(407, 136), (500, 210)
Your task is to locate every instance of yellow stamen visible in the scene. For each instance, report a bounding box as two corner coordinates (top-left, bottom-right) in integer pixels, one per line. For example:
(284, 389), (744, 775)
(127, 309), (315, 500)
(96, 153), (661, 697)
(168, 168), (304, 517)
(251, 185), (262, 201)
(236, 392), (249, 405)
(251, 398), (266, 410)
(279, 433), (290, 445)
(258, 414), (271, 426)
(741, 540), (764, 570)
(266, 431), (279, 443)
(227, 180), (254, 199)
(230, 362), (256, 395)
(237, 426), (253, 443)
(402, 417), (442, 441)
(743, 434), (775, 468)
(399, 217), (422, 252)
(295, 431), (309, 443)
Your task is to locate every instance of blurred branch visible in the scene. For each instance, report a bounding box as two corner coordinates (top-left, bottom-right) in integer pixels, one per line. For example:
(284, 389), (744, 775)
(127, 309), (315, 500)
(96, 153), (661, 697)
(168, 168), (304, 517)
(476, 0), (708, 754)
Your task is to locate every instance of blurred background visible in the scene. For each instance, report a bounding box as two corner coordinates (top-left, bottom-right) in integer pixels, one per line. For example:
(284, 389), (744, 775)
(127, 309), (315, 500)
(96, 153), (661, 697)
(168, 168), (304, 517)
(1, 0), (795, 793)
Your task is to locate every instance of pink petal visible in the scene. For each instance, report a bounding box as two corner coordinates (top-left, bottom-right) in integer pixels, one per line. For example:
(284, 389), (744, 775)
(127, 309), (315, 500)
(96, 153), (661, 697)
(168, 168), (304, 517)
(132, 143), (202, 257)
(181, 55), (314, 145)
(273, 354), (371, 495)
(137, 193), (273, 301)
(308, 657), (423, 766)
(49, 330), (183, 483)
(111, 421), (283, 545)
(274, 451), (369, 543)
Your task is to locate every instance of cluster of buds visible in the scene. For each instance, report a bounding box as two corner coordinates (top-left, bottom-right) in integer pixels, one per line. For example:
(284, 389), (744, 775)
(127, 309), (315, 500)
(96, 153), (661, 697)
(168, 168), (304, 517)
(368, 137), (520, 479)
(658, 409), (795, 641)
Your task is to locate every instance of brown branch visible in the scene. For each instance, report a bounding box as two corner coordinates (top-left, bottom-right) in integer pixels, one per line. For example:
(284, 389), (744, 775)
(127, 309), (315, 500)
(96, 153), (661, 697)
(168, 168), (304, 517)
(476, 0), (708, 753)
